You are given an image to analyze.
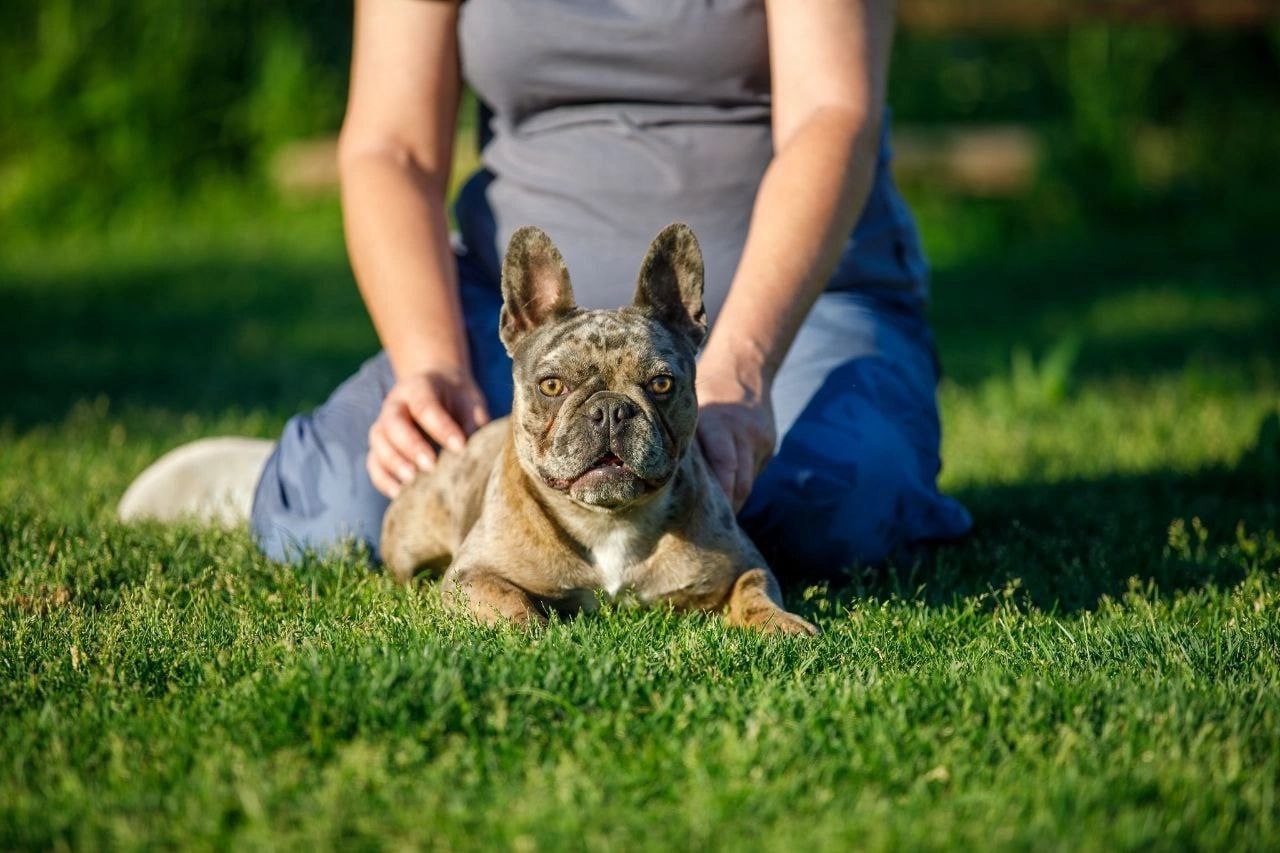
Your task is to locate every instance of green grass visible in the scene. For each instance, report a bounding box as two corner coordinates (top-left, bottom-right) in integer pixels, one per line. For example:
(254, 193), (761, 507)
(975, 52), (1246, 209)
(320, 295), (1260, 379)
(2, 196), (1279, 850)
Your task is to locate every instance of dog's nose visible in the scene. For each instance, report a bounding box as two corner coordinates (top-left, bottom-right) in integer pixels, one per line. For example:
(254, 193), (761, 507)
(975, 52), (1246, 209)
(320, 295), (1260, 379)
(587, 396), (638, 426)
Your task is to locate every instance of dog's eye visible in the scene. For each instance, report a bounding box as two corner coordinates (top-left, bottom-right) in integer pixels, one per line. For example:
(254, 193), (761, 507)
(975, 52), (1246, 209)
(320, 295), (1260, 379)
(537, 377), (566, 397)
(647, 375), (674, 395)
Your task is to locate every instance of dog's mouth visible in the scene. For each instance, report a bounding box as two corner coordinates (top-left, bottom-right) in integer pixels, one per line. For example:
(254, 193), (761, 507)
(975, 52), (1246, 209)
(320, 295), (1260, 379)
(541, 451), (649, 494)
(567, 451), (635, 484)
(588, 452), (626, 471)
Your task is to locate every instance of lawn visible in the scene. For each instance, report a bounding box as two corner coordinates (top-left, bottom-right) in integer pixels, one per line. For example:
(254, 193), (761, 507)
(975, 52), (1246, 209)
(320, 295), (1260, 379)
(2, 196), (1278, 850)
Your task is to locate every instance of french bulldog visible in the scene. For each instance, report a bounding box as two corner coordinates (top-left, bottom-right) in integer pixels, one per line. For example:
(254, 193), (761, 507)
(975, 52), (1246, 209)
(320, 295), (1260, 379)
(380, 223), (817, 636)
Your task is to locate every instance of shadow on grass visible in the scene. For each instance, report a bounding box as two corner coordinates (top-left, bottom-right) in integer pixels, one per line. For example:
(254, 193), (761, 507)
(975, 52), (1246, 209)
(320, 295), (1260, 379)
(815, 419), (1280, 613)
(928, 217), (1280, 387)
(3, 212), (1277, 431)
(0, 252), (377, 428)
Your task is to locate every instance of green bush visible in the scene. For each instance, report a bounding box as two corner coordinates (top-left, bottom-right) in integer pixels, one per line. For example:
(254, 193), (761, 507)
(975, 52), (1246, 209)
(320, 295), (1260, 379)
(0, 0), (349, 234)
(2, 5), (1278, 237)
(890, 27), (1280, 225)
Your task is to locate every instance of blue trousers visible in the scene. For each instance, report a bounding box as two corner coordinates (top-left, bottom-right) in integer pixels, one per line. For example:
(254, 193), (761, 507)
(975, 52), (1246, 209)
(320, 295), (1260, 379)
(251, 252), (972, 578)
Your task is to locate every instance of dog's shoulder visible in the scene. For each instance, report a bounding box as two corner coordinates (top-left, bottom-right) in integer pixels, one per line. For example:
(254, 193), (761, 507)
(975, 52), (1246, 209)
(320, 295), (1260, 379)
(381, 418), (511, 579)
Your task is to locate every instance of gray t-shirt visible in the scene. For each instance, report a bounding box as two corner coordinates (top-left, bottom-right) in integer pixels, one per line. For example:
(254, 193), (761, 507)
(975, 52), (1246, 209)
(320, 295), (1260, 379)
(454, 0), (928, 318)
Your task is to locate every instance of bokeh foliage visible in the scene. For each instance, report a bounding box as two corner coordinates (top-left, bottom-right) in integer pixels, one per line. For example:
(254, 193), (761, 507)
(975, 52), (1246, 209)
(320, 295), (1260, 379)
(890, 25), (1280, 225)
(0, 0), (350, 233)
(2, 4), (1278, 235)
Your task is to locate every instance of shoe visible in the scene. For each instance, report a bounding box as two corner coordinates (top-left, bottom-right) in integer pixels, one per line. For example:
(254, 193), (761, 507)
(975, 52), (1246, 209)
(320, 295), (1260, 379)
(118, 437), (276, 527)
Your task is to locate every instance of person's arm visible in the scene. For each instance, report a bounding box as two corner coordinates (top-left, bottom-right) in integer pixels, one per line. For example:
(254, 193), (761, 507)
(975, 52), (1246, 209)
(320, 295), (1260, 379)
(697, 0), (895, 509)
(338, 0), (487, 498)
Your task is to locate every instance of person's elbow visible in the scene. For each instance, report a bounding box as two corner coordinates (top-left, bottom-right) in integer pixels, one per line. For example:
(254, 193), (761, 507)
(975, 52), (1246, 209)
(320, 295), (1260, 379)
(814, 101), (881, 144)
(336, 123), (447, 195)
(774, 100), (880, 157)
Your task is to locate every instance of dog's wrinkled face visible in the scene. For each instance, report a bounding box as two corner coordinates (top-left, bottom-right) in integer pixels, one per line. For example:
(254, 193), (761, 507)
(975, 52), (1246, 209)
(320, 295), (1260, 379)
(499, 223), (707, 510)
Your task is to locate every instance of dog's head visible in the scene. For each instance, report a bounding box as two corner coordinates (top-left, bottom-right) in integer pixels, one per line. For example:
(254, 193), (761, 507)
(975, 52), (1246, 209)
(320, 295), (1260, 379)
(499, 223), (706, 511)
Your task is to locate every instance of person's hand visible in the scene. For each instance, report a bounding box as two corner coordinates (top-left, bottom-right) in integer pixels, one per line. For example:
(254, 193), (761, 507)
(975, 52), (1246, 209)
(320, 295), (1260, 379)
(367, 366), (489, 498)
(696, 353), (777, 512)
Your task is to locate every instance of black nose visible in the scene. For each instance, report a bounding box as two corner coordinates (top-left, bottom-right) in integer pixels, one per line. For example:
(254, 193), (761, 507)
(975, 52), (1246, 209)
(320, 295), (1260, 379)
(587, 396), (638, 426)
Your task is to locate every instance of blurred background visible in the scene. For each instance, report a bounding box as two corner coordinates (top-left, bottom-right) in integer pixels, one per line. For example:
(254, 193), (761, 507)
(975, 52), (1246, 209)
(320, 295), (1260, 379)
(5, 1), (1279, 238)
(1, 2), (1278, 578)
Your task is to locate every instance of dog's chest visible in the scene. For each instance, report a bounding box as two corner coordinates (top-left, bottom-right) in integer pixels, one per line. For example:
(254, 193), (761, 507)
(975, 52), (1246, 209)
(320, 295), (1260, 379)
(586, 526), (649, 600)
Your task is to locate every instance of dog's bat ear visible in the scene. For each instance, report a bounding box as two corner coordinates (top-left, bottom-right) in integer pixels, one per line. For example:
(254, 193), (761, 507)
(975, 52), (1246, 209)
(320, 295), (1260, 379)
(499, 226), (577, 354)
(633, 222), (707, 348)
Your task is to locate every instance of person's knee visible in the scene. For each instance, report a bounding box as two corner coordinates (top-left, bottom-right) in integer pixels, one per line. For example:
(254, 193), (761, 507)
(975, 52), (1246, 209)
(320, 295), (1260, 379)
(250, 414), (390, 564)
(251, 480), (388, 564)
(743, 427), (922, 577)
(251, 508), (308, 565)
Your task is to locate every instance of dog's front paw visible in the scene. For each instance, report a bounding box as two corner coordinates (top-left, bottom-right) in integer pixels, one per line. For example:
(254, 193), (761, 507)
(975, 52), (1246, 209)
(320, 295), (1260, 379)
(445, 571), (547, 628)
(724, 568), (820, 637)
(747, 609), (820, 637)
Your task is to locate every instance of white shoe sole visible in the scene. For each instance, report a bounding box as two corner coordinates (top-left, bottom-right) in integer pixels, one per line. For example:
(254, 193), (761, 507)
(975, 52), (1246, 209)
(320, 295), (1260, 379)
(118, 437), (276, 527)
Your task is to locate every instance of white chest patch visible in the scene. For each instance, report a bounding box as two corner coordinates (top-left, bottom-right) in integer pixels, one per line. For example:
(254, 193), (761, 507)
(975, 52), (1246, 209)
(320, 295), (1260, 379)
(589, 527), (645, 598)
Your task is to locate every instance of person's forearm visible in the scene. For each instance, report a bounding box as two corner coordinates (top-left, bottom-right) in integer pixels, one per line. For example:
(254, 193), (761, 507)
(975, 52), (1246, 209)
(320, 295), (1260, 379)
(702, 107), (881, 386)
(340, 151), (468, 380)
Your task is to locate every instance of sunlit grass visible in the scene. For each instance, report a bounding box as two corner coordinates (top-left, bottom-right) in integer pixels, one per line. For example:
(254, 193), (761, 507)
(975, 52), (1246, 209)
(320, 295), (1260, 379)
(2, 198), (1278, 849)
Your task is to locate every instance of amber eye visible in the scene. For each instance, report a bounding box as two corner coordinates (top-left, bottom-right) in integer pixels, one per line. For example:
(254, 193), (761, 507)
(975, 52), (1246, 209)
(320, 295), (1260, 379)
(647, 375), (674, 395)
(537, 377), (566, 397)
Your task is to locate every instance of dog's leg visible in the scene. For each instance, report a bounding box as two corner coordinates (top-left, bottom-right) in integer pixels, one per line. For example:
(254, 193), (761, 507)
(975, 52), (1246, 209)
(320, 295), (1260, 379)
(723, 568), (818, 636)
(381, 473), (454, 583)
(444, 570), (546, 627)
